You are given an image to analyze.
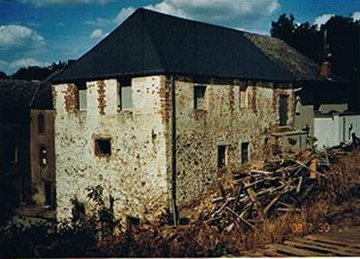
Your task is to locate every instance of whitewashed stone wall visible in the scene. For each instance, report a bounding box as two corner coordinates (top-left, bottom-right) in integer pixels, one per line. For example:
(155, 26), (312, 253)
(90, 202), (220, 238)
(54, 75), (295, 221)
(53, 76), (169, 222)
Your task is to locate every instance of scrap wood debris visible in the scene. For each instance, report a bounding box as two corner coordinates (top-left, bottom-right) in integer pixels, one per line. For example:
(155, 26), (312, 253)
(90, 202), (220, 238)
(207, 148), (336, 232)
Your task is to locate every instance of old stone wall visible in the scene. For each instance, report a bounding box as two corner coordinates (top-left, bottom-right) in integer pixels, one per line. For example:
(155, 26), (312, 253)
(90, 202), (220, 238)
(172, 79), (294, 207)
(53, 76), (169, 222)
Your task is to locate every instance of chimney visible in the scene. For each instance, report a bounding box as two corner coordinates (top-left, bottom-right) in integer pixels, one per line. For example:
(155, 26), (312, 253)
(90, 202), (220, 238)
(320, 61), (331, 78)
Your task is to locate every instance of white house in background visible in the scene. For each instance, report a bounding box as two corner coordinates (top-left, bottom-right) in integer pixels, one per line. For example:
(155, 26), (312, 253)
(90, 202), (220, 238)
(314, 113), (360, 149)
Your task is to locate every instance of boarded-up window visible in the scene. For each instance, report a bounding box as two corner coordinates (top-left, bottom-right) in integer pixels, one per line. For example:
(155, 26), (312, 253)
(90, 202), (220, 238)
(240, 85), (248, 109)
(241, 142), (249, 164)
(279, 95), (288, 126)
(118, 78), (132, 109)
(95, 138), (111, 156)
(194, 85), (206, 109)
(79, 89), (87, 111)
(38, 114), (45, 133)
(217, 145), (227, 169)
(76, 82), (87, 111)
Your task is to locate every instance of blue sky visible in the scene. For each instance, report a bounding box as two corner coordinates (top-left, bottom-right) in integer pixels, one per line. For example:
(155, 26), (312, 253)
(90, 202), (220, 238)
(0, 0), (359, 74)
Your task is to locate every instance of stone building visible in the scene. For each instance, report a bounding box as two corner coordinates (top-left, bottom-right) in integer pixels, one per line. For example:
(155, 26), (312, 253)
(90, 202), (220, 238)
(51, 8), (326, 222)
(0, 80), (55, 211)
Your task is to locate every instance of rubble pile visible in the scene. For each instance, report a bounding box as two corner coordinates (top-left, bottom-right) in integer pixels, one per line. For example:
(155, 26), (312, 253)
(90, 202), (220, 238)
(208, 149), (332, 231)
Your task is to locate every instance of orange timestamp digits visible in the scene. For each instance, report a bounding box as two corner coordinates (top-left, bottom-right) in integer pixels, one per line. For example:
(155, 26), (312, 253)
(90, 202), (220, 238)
(291, 222), (330, 234)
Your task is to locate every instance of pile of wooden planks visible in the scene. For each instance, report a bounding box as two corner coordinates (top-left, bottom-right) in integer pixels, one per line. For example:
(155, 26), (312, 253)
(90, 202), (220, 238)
(209, 149), (330, 231)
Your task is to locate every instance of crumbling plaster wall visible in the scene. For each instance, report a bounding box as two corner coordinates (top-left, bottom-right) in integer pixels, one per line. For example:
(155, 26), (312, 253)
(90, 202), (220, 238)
(53, 76), (169, 222)
(172, 79), (294, 207)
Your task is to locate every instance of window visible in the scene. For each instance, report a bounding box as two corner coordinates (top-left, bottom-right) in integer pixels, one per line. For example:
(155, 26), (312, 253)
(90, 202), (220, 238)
(279, 95), (288, 126)
(11, 144), (18, 164)
(241, 142), (249, 164)
(117, 78), (133, 109)
(240, 85), (248, 109)
(76, 82), (87, 111)
(45, 182), (54, 207)
(194, 85), (206, 109)
(39, 146), (47, 166)
(95, 138), (111, 156)
(38, 114), (45, 133)
(217, 145), (227, 169)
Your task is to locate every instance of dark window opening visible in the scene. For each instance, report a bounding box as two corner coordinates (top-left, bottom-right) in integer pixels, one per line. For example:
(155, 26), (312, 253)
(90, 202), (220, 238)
(241, 142), (249, 164)
(71, 198), (86, 223)
(45, 182), (54, 207)
(39, 146), (47, 166)
(11, 144), (18, 164)
(279, 95), (288, 126)
(95, 138), (111, 156)
(217, 145), (227, 169)
(38, 114), (45, 133)
(194, 85), (206, 109)
(117, 78), (133, 109)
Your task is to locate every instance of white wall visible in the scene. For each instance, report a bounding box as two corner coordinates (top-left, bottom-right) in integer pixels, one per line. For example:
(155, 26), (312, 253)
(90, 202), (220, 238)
(314, 114), (360, 149)
(53, 76), (170, 222)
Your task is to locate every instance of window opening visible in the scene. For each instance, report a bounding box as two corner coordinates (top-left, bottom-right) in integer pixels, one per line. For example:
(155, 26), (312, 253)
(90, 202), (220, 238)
(38, 114), (45, 133)
(117, 78), (132, 109)
(11, 144), (18, 164)
(95, 138), (111, 156)
(217, 145), (227, 169)
(279, 95), (288, 126)
(39, 146), (47, 166)
(194, 85), (206, 109)
(76, 81), (87, 111)
(241, 142), (249, 164)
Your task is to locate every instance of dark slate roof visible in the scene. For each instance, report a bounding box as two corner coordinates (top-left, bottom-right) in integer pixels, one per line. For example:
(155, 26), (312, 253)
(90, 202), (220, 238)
(52, 8), (321, 83)
(0, 80), (52, 109)
(296, 82), (349, 106)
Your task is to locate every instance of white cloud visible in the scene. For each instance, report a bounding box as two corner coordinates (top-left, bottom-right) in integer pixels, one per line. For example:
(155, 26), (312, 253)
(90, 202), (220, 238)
(9, 58), (48, 69)
(111, 0), (280, 28)
(144, 0), (280, 28)
(16, 0), (111, 6)
(313, 14), (334, 28)
(0, 25), (45, 51)
(352, 11), (360, 21)
(90, 28), (104, 39)
(85, 17), (112, 27)
(114, 7), (136, 24)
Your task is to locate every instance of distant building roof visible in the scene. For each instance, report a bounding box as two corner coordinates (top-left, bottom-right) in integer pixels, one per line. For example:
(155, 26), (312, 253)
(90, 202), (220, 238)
(0, 79), (52, 109)
(52, 8), (322, 83)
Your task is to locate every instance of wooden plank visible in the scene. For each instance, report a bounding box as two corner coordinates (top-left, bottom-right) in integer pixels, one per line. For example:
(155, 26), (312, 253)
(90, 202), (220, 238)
(284, 240), (354, 256)
(306, 234), (360, 248)
(292, 237), (360, 255)
(311, 232), (360, 245)
(268, 244), (324, 256)
(263, 249), (286, 257)
(329, 231), (360, 240)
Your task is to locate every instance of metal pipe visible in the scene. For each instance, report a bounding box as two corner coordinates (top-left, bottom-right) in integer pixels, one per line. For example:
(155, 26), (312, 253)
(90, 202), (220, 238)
(170, 75), (179, 227)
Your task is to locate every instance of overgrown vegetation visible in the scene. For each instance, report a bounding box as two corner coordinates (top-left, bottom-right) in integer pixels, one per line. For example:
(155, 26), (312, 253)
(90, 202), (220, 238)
(1, 150), (359, 257)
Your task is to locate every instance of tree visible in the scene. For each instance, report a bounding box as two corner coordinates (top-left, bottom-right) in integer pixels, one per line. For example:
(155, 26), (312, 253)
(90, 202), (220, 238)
(271, 14), (360, 111)
(10, 61), (68, 81)
(0, 71), (8, 80)
(271, 14), (360, 78)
